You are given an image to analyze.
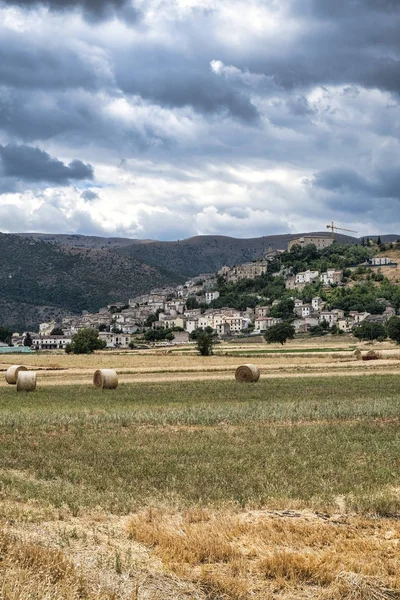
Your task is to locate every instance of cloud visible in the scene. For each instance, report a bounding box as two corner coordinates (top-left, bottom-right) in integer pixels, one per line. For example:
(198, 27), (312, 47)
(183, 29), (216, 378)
(0, 0), (139, 21)
(0, 144), (93, 183)
(81, 189), (99, 201)
(313, 165), (400, 200)
(1, 0), (400, 238)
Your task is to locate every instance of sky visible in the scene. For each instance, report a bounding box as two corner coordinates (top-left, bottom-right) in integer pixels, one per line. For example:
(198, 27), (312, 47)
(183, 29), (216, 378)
(0, 0), (399, 240)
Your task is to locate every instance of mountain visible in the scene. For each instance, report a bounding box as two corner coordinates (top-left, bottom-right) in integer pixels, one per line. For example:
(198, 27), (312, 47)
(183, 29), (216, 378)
(115, 232), (361, 277)
(0, 233), (183, 330)
(13, 232), (153, 249)
(18, 231), (360, 278)
(5, 230), (400, 330)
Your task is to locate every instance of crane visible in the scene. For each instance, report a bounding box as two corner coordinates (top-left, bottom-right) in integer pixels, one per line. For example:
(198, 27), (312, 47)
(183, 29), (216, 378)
(326, 221), (358, 240)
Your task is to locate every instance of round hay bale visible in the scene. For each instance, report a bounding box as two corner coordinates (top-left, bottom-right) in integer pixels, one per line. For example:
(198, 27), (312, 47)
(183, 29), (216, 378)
(235, 364), (260, 383)
(353, 349), (362, 360)
(16, 371), (37, 392)
(5, 365), (28, 385)
(93, 369), (118, 389)
(362, 349), (379, 361)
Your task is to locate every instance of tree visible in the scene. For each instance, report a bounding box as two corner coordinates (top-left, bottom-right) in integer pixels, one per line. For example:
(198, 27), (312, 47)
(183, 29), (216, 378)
(24, 333), (33, 347)
(269, 298), (295, 321)
(186, 297), (200, 310)
(377, 236), (382, 246)
(353, 321), (386, 341)
(0, 326), (12, 345)
(144, 328), (174, 342)
(264, 323), (295, 345)
(144, 312), (160, 327)
(387, 316), (400, 344)
(309, 325), (327, 337)
(196, 330), (214, 356)
(189, 326), (214, 341)
(69, 328), (107, 354)
(50, 327), (64, 335)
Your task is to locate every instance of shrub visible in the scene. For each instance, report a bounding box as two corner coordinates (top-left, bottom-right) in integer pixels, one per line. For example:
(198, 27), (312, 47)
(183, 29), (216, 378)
(353, 321), (387, 341)
(387, 316), (400, 344)
(264, 323), (295, 345)
(69, 328), (107, 354)
(196, 331), (214, 356)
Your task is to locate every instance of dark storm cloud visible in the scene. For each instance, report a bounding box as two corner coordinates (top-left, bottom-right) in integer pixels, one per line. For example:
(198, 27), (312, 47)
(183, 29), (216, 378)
(0, 144), (93, 183)
(313, 166), (400, 200)
(1, 0), (400, 236)
(247, 0), (400, 96)
(116, 52), (259, 121)
(0, 31), (113, 91)
(0, 0), (139, 21)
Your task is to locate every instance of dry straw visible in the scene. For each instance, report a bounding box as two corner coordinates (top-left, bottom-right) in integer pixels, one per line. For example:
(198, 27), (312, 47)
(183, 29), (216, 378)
(16, 371), (37, 392)
(5, 365), (27, 385)
(93, 369), (118, 389)
(363, 349), (379, 361)
(353, 349), (362, 360)
(326, 571), (399, 599)
(235, 364), (260, 383)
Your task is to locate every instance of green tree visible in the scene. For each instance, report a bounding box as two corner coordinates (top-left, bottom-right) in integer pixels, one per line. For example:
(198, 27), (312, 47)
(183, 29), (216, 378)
(309, 325), (327, 337)
(387, 316), (400, 344)
(264, 323), (295, 345)
(269, 298), (295, 321)
(353, 321), (386, 341)
(69, 328), (107, 354)
(196, 330), (214, 356)
(186, 297), (200, 310)
(24, 332), (33, 347)
(0, 327), (12, 345)
(189, 326), (214, 341)
(144, 311), (161, 327)
(144, 328), (174, 342)
(50, 327), (64, 335)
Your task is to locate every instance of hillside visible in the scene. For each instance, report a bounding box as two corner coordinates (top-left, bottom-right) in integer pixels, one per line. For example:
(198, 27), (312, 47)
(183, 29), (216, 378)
(13, 233), (153, 249)
(0, 233), (183, 330)
(4, 231), (400, 330)
(116, 232), (361, 277)
(17, 232), (400, 279)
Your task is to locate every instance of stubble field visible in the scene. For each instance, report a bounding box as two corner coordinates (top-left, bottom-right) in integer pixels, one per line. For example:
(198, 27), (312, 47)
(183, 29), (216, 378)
(1, 339), (400, 599)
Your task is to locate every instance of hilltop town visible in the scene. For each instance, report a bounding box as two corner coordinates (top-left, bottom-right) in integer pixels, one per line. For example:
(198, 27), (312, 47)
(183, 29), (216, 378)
(9, 234), (399, 351)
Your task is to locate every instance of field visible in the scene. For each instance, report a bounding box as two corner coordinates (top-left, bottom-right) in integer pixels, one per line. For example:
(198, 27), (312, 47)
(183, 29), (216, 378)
(1, 339), (400, 599)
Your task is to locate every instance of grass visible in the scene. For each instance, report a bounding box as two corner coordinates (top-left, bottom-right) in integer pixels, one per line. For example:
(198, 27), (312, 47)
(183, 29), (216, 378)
(2, 373), (400, 599)
(1, 376), (400, 513)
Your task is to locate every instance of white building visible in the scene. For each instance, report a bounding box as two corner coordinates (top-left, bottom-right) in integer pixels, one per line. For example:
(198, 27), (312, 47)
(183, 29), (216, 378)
(205, 291), (220, 304)
(370, 257), (396, 266)
(312, 297), (323, 312)
(295, 270), (319, 284)
(294, 304), (312, 318)
(31, 334), (72, 350)
(99, 332), (131, 348)
(185, 318), (199, 333)
(349, 311), (370, 324)
(254, 317), (282, 332)
(320, 269), (343, 285)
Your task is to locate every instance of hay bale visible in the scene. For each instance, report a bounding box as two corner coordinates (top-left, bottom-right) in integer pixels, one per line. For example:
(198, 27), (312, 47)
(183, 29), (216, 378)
(16, 371), (37, 392)
(235, 364), (260, 383)
(362, 349), (379, 361)
(5, 365), (28, 385)
(353, 349), (362, 360)
(93, 369), (118, 389)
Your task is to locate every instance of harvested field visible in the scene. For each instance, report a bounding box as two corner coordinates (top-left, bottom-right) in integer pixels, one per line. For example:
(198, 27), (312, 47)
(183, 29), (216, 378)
(1, 338), (399, 386)
(1, 345), (400, 599)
